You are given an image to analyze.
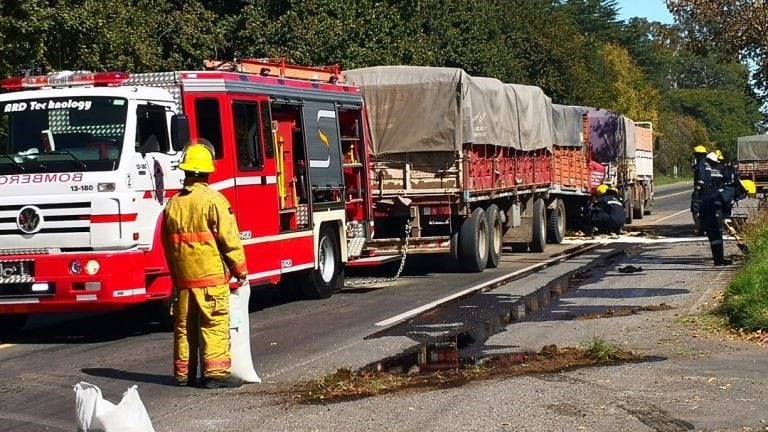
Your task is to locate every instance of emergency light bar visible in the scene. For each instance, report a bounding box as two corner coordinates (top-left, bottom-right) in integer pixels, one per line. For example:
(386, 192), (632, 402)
(0, 71), (130, 91)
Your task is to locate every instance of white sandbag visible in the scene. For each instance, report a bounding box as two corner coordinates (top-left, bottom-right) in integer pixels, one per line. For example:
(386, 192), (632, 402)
(74, 382), (154, 432)
(229, 282), (261, 383)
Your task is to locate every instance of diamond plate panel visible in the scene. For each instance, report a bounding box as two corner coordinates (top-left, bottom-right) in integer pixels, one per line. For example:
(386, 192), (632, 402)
(126, 72), (183, 109)
(297, 204), (309, 229)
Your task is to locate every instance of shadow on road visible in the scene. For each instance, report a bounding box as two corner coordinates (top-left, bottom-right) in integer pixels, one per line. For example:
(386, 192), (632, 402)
(81, 367), (177, 386)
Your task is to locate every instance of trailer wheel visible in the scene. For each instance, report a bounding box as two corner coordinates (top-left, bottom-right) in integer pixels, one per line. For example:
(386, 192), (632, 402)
(302, 226), (342, 299)
(0, 314), (28, 337)
(459, 207), (489, 272)
(529, 198), (547, 253)
(644, 198), (653, 215)
(485, 204), (503, 268)
(546, 199), (566, 244)
(633, 199), (645, 220)
(624, 194), (634, 225)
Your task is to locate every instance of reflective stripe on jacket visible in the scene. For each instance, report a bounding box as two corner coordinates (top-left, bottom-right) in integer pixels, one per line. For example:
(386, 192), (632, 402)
(162, 182), (247, 289)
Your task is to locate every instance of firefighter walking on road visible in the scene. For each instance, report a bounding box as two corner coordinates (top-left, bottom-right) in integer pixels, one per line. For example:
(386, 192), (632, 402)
(690, 145), (709, 233)
(587, 184), (625, 235)
(162, 143), (249, 389)
(698, 150), (756, 265)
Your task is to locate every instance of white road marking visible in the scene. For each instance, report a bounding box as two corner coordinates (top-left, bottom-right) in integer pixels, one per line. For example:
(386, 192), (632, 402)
(655, 190), (691, 199)
(654, 209), (689, 223)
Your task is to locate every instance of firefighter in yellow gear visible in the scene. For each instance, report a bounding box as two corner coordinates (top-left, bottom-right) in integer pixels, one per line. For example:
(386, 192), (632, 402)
(161, 143), (248, 389)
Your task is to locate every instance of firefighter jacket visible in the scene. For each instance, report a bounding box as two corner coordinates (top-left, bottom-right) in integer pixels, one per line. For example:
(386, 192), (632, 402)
(595, 193), (625, 228)
(162, 182), (248, 289)
(700, 160), (724, 201)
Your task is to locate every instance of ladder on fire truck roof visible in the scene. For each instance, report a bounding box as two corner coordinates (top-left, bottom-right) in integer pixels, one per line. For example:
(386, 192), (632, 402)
(203, 58), (345, 84)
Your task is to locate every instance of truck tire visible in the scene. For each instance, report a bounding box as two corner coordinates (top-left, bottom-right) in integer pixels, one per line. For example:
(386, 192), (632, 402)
(546, 199), (566, 244)
(459, 207), (489, 273)
(624, 193), (633, 225)
(529, 198), (547, 253)
(302, 226), (342, 299)
(0, 314), (28, 337)
(633, 199), (645, 220)
(485, 204), (503, 268)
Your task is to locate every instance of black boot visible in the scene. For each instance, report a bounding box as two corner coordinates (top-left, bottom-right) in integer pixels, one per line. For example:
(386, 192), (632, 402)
(712, 243), (733, 266)
(203, 375), (244, 389)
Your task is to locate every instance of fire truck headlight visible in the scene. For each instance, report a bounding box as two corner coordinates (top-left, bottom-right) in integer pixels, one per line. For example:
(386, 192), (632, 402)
(69, 260), (82, 275)
(97, 182), (116, 192)
(85, 260), (100, 275)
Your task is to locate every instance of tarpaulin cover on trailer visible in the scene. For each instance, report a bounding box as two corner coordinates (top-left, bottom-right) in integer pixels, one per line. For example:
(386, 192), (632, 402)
(737, 135), (768, 161)
(551, 104), (585, 147)
(506, 83), (555, 151)
(581, 107), (634, 163)
(344, 66), (553, 156)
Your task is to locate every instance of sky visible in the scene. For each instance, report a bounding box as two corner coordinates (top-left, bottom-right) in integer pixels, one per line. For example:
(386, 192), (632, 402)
(615, 0), (675, 24)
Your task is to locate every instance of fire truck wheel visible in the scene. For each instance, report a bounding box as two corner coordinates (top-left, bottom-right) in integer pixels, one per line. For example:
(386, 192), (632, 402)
(0, 314), (28, 336)
(485, 205), (503, 268)
(142, 299), (174, 331)
(459, 207), (489, 273)
(529, 198), (547, 253)
(302, 226), (342, 299)
(546, 199), (566, 244)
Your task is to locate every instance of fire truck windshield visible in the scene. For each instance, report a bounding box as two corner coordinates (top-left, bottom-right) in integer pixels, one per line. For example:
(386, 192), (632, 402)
(0, 96), (128, 175)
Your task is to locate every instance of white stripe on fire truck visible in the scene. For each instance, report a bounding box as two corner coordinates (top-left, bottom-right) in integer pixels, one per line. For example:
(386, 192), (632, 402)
(241, 231), (313, 245)
(0, 298), (39, 305)
(244, 263), (314, 281)
(209, 175), (277, 191)
(113, 288), (147, 298)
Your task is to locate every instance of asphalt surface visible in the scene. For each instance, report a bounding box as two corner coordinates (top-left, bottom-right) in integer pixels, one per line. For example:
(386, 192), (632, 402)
(4, 180), (766, 432)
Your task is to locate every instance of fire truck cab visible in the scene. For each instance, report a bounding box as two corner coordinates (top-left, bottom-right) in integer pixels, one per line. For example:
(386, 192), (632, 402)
(0, 60), (371, 331)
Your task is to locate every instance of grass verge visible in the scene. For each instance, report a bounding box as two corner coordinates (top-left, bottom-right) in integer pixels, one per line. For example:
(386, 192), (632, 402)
(722, 209), (768, 332)
(654, 175), (692, 186)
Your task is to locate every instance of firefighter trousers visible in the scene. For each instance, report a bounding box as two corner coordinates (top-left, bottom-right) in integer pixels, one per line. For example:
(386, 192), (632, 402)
(173, 283), (232, 383)
(699, 199), (726, 265)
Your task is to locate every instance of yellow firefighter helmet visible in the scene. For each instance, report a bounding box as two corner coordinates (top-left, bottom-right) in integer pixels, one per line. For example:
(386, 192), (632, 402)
(596, 184), (609, 196)
(715, 149), (724, 161)
(740, 179), (757, 197)
(693, 145), (708, 154)
(179, 143), (215, 174)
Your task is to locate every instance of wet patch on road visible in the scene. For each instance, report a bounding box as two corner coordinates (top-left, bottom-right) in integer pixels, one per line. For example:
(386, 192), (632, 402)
(285, 342), (659, 405)
(571, 303), (675, 320)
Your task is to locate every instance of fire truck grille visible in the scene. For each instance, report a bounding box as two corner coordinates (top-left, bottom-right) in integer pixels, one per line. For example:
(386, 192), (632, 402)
(0, 202), (91, 235)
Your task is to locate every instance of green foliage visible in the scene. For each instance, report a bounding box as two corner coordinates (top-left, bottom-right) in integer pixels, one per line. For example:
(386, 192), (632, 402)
(723, 211), (768, 331)
(580, 336), (621, 362)
(667, 88), (761, 158)
(0, 0), (763, 173)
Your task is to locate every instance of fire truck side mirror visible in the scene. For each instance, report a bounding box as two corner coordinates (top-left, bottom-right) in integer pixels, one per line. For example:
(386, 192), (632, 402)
(171, 114), (190, 151)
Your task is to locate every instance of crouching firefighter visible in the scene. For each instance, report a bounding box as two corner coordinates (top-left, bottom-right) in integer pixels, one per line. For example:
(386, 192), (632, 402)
(587, 184), (625, 235)
(161, 143), (249, 389)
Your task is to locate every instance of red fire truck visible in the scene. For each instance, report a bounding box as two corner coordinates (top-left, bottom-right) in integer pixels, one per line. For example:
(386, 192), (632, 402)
(0, 58), (371, 331)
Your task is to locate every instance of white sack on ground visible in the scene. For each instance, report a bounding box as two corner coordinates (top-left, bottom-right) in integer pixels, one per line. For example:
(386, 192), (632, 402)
(229, 282), (261, 383)
(74, 382), (154, 432)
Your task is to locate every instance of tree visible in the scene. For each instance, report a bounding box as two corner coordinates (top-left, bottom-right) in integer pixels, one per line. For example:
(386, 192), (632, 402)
(667, 0), (768, 108)
(0, 1), (53, 77)
(595, 43), (661, 123)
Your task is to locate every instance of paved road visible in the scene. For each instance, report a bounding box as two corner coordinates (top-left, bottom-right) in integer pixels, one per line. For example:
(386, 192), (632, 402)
(0, 180), (710, 431)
